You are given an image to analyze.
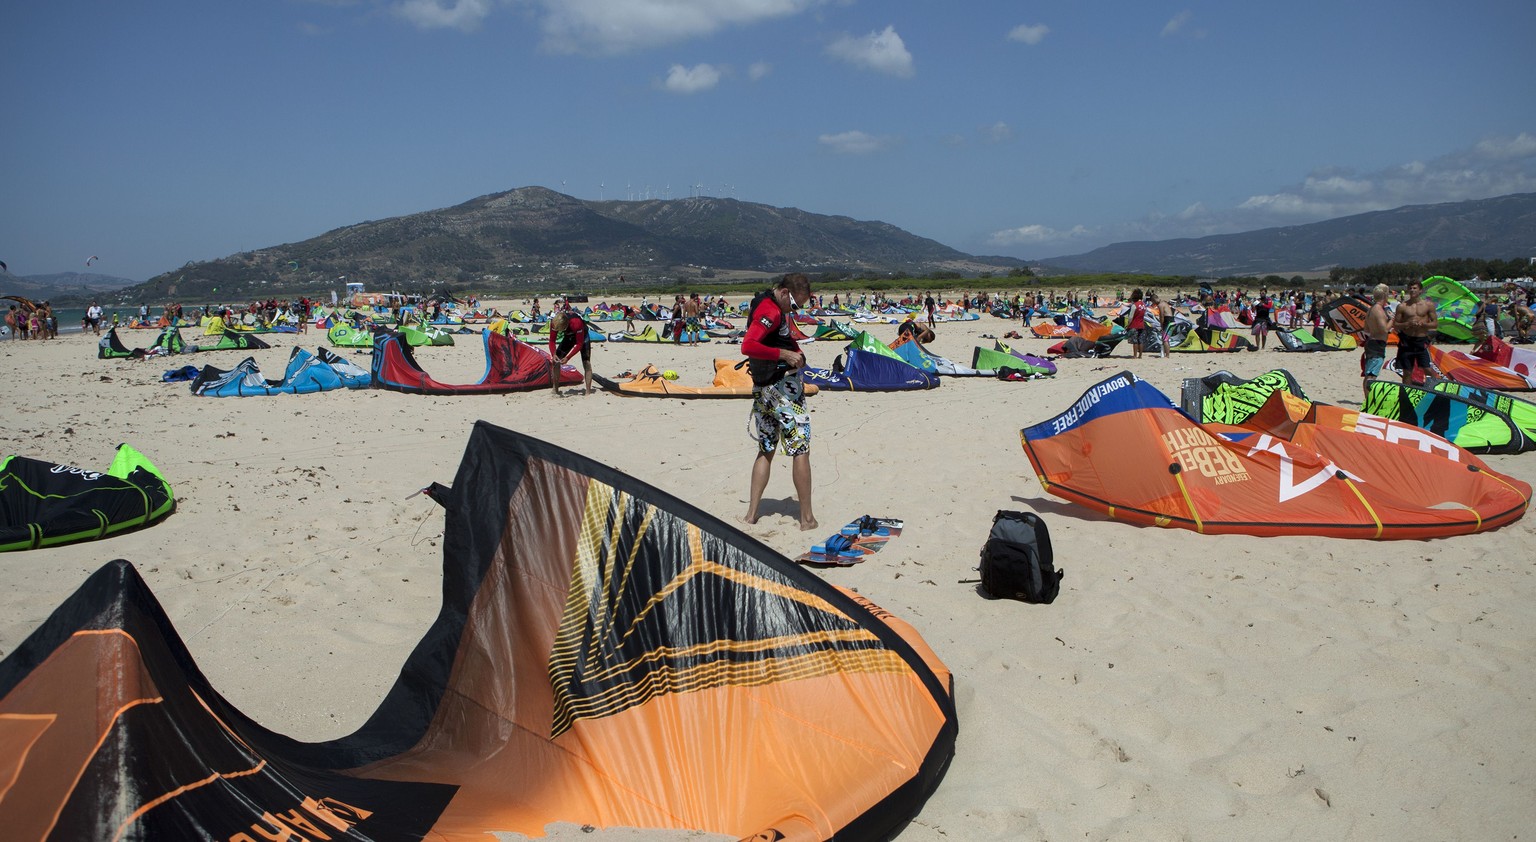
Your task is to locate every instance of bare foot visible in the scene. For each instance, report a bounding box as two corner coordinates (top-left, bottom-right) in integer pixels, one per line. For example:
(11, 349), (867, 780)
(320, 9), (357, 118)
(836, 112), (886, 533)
(736, 514), (759, 527)
(799, 519), (819, 532)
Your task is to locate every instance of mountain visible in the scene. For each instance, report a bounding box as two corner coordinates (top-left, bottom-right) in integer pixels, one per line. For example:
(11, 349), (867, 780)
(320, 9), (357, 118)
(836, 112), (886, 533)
(115, 187), (1019, 303)
(1042, 193), (1536, 276)
(0, 271), (140, 304)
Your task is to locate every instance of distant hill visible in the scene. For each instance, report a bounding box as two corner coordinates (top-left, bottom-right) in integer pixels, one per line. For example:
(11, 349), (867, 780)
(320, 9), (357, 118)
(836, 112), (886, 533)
(109, 187), (1020, 304)
(0, 271), (140, 304)
(1042, 193), (1536, 275)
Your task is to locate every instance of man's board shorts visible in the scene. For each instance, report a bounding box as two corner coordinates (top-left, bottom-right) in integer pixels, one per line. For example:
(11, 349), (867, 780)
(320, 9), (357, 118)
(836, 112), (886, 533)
(555, 333), (590, 364)
(1396, 335), (1432, 380)
(750, 375), (810, 457)
(1361, 338), (1388, 378)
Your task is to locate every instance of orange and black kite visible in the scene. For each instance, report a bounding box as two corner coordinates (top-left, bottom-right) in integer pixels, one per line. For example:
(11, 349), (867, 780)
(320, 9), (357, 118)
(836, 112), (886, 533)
(0, 422), (956, 841)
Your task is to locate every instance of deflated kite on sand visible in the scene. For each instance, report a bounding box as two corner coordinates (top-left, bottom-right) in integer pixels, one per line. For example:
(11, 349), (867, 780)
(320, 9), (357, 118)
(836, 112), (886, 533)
(0, 422), (955, 841)
(1021, 372), (1529, 539)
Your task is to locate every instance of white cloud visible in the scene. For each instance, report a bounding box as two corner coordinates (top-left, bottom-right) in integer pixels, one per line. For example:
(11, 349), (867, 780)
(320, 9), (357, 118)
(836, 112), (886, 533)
(748, 61), (772, 81)
(998, 132), (1536, 255)
(826, 25), (914, 78)
(1233, 133), (1536, 226)
(988, 224), (1091, 247)
(981, 121), (1013, 143)
(818, 130), (892, 155)
(1161, 10), (1192, 37)
(663, 63), (723, 93)
(394, 0), (493, 32)
(1007, 23), (1049, 45)
(530, 0), (825, 55)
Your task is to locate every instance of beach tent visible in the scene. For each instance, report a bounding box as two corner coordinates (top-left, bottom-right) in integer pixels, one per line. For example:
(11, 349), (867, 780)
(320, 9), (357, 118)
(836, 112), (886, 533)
(1179, 369), (1308, 424)
(1421, 276), (1480, 342)
(597, 360), (821, 398)
(0, 422), (955, 840)
(0, 444), (174, 551)
(1021, 372), (1528, 539)
(1429, 345), (1536, 391)
(1364, 379), (1531, 454)
(803, 347), (940, 391)
(372, 329), (583, 395)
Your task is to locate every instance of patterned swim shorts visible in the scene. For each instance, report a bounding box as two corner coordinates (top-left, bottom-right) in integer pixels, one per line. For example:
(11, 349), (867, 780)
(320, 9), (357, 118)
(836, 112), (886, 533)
(749, 376), (810, 456)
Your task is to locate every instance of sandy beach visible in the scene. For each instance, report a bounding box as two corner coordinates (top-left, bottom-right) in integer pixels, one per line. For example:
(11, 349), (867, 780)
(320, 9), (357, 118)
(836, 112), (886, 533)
(1, 302), (1532, 841)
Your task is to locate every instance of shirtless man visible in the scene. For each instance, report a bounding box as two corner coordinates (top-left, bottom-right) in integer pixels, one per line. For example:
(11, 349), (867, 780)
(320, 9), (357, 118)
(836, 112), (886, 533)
(682, 292), (704, 346)
(1391, 280), (1437, 384)
(1361, 283), (1392, 398)
(1511, 290), (1534, 342)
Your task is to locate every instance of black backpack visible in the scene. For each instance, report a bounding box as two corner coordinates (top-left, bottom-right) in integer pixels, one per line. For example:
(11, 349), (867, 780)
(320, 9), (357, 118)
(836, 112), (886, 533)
(979, 510), (1062, 604)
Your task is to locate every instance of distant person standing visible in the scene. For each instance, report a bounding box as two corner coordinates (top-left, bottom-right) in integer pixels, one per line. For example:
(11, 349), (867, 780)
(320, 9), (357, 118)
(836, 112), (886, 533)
(1149, 291), (1171, 358)
(1361, 283), (1392, 398)
(1250, 294), (1273, 350)
(547, 310), (593, 397)
(740, 273), (816, 532)
(683, 292), (704, 346)
(86, 301), (103, 335)
(1392, 280), (1437, 385)
(1478, 293), (1501, 341)
(670, 295), (686, 344)
(924, 294), (937, 329)
(1127, 288), (1148, 359)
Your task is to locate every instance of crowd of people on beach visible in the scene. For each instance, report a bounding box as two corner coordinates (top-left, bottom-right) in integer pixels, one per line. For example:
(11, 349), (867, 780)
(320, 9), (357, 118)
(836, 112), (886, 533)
(4, 301), (59, 340)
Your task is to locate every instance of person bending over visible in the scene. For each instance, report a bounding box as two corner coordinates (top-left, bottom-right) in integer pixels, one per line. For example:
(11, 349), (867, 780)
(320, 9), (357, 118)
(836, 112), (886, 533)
(548, 310), (592, 397)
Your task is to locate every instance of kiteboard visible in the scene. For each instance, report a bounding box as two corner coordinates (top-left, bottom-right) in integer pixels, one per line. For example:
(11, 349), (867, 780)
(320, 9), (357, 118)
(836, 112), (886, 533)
(798, 515), (904, 566)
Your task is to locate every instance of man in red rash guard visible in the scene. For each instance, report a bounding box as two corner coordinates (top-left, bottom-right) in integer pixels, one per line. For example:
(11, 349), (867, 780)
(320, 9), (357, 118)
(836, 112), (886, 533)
(740, 273), (817, 531)
(548, 307), (592, 397)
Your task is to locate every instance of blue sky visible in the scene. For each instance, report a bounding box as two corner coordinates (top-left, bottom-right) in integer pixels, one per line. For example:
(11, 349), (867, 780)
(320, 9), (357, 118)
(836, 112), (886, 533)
(4, 0), (1534, 282)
